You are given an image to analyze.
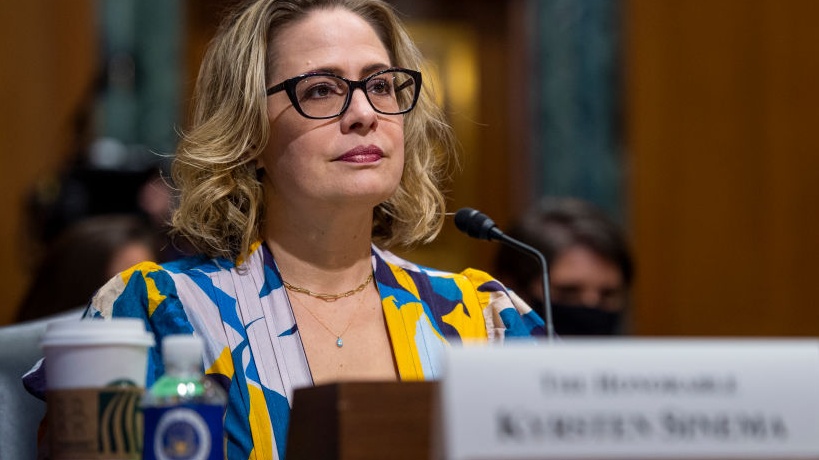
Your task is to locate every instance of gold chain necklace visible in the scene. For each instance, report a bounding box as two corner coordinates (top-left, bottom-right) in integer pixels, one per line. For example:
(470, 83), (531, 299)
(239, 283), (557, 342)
(289, 289), (366, 348)
(282, 273), (373, 302)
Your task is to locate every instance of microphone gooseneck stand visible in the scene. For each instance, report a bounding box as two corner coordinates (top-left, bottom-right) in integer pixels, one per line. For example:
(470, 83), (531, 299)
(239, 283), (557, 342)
(453, 207), (556, 343)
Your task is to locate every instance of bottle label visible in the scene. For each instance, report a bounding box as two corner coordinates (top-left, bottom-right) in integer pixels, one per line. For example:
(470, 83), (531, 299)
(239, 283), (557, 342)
(143, 404), (224, 460)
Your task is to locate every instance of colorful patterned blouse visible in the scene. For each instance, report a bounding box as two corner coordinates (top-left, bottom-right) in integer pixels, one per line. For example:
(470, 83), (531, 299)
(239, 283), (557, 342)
(85, 242), (544, 459)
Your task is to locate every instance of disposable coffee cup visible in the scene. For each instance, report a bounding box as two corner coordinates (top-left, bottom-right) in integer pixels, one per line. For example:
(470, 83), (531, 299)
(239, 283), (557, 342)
(42, 318), (155, 460)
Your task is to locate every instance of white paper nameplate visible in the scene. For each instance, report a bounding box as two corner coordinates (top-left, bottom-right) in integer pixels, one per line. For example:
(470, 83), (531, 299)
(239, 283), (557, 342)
(438, 339), (819, 460)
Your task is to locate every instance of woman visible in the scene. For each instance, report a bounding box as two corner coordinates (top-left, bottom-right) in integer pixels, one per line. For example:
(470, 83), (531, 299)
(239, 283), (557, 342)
(494, 196), (634, 336)
(60, 0), (543, 457)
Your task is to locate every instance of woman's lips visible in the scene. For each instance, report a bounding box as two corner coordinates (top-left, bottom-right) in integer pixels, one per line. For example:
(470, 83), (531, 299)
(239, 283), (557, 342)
(335, 145), (384, 163)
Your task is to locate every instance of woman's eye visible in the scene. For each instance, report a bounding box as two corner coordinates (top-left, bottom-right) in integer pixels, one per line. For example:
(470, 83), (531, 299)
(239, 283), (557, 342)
(368, 78), (392, 95)
(302, 83), (334, 99)
(298, 78), (344, 101)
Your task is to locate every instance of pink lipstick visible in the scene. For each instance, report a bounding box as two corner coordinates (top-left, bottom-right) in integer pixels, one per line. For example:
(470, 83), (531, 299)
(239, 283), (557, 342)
(335, 145), (384, 163)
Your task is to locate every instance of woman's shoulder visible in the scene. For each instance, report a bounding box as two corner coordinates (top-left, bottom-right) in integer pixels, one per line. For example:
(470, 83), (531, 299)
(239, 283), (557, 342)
(372, 246), (504, 291)
(373, 246), (545, 338)
(89, 252), (238, 314)
(127, 247), (248, 277)
(107, 242), (266, 296)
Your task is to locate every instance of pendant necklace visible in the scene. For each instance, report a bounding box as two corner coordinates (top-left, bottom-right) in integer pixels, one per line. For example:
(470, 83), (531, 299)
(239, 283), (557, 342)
(285, 275), (371, 347)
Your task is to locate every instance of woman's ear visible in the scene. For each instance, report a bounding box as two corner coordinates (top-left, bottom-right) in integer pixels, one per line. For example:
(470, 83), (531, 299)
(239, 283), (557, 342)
(250, 146), (265, 176)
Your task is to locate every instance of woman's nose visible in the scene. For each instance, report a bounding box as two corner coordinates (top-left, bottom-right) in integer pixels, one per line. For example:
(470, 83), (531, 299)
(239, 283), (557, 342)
(340, 89), (378, 132)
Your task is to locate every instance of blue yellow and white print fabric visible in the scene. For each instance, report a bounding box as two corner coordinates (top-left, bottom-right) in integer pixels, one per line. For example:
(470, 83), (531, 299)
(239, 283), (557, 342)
(85, 242), (544, 459)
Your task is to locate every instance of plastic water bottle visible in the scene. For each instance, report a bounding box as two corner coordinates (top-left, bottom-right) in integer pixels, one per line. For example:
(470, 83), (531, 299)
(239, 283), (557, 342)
(142, 334), (227, 460)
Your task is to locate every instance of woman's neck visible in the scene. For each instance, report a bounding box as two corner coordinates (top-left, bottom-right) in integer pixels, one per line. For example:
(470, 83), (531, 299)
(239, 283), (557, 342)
(264, 204), (375, 292)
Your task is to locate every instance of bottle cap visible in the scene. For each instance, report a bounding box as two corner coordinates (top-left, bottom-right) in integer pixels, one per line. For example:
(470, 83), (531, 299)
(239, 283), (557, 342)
(162, 334), (203, 368)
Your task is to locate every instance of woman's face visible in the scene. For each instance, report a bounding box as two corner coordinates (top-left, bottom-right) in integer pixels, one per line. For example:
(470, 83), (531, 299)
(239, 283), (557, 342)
(547, 245), (626, 311)
(260, 7), (405, 213)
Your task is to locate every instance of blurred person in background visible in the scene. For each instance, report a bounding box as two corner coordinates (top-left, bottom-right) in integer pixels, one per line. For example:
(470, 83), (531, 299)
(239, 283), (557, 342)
(23, 148), (185, 265)
(494, 196), (634, 336)
(15, 214), (158, 323)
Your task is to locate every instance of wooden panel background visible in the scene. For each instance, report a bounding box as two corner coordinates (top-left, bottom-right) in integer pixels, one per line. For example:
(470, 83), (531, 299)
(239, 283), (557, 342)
(0, 1), (97, 324)
(626, 0), (819, 336)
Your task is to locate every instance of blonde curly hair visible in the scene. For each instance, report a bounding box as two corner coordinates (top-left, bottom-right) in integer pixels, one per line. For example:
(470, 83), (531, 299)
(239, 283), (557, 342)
(171, 0), (457, 261)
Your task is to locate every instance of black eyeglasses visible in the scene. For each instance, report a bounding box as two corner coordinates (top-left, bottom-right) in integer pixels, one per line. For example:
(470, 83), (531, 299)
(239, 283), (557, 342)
(266, 67), (421, 119)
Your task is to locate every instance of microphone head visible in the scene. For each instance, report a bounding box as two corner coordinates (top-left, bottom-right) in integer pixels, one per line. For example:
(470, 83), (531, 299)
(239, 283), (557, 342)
(454, 207), (498, 241)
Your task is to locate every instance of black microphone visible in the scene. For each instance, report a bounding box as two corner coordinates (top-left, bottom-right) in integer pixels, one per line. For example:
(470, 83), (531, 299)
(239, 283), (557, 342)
(454, 207), (556, 342)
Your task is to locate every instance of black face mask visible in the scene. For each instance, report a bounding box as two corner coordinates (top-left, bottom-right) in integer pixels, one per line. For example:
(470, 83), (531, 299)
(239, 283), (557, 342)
(535, 302), (623, 336)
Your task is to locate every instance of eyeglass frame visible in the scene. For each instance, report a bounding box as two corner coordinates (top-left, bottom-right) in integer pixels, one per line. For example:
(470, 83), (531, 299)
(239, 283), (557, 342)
(265, 67), (422, 120)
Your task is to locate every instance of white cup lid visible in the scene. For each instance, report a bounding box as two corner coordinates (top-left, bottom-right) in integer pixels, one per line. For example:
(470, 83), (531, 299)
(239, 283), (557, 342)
(41, 318), (155, 348)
